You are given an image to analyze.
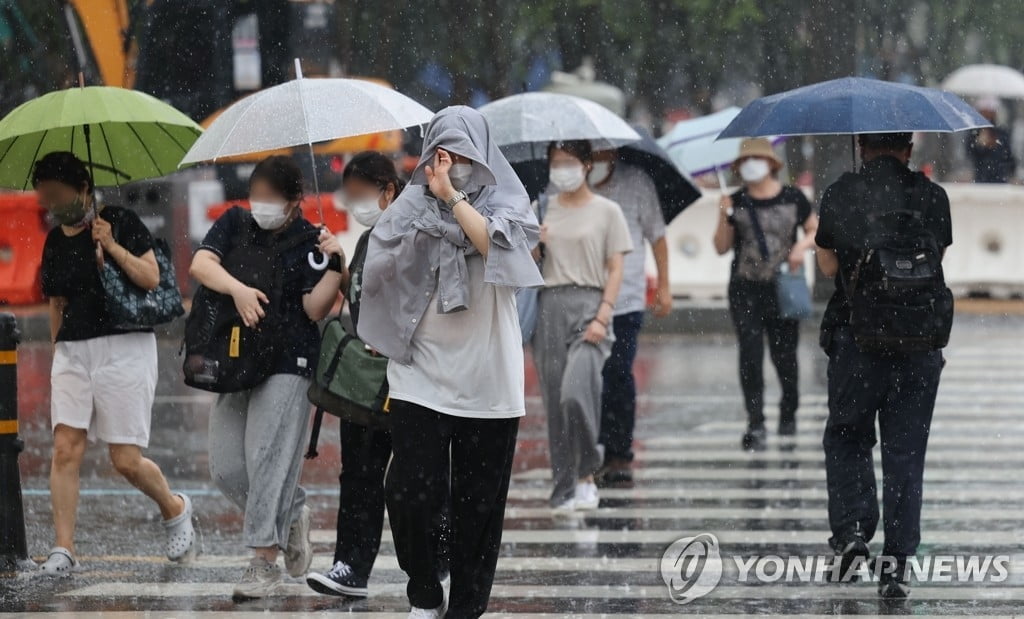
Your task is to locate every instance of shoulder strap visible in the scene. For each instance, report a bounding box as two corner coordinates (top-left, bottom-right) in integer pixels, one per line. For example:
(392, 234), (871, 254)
(537, 193), (550, 223)
(737, 192), (771, 260)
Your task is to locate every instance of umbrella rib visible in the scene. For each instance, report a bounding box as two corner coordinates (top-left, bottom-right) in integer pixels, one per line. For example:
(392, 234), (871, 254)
(0, 134), (21, 185)
(97, 123), (129, 186)
(124, 121), (164, 177)
(23, 132), (48, 191)
(153, 122), (192, 157)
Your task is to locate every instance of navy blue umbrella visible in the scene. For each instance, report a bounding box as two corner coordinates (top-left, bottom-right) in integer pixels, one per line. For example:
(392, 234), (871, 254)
(718, 77), (991, 139)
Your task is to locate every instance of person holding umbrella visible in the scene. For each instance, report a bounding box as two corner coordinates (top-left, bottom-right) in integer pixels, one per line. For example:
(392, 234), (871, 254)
(191, 155), (347, 599)
(357, 106), (543, 618)
(34, 151), (195, 574)
(816, 132), (952, 599)
(713, 138), (817, 451)
(589, 148), (670, 487)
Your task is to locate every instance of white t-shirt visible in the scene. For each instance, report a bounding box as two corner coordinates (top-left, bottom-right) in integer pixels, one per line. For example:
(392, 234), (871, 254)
(387, 253), (525, 419)
(541, 193), (634, 289)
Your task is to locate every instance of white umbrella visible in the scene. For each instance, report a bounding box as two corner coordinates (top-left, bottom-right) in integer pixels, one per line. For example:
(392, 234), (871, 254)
(182, 60), (434, 268)
(478, 92), (641, 163)
(658, 107), (786, 177)
(942, 64), (1024, 99)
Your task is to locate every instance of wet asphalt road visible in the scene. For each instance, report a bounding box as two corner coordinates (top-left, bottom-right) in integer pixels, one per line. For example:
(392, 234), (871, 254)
(2, 312), (1024, 616)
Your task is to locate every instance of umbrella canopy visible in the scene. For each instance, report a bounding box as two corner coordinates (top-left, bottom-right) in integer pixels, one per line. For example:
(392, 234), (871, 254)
(616, 125), (701, 223)
(658, 107), (785, 176)
(942, 64), (1024, 100)
(478, 92), (641, 162)
(718, 77), (991, 139)
(0, 85), (202, 189)
(181, 76), (434, 164)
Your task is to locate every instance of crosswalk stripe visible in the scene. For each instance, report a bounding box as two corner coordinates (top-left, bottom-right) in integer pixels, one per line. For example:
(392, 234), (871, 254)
(512, 466), (1024, 483)
(59, 582), (1024, 601)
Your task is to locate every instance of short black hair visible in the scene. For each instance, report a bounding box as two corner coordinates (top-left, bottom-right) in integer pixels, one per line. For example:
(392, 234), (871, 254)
(858, 132), (913, 150)
(343, 151), (405, 194)
(547, 140), (593, 165)
(250, 155), (304, 201)
(31, 151), (92, 192)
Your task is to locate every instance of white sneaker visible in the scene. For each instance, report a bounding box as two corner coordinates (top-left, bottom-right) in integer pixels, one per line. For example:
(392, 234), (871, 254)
(551, 497), (576, 513)
(284, 504), (312, 577)
(163, 493), (196, 562)
(233, 557), (284, 600)
(574, 482), (600, 510)
(39, 547), (78, 576)
(408, 604), (445, 618)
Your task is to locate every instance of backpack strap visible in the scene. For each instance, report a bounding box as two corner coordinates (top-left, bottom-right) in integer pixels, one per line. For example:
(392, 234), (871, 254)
(304, 407), (325, 459)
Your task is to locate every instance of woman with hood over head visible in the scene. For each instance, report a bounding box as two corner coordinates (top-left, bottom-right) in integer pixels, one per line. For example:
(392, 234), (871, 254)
(358, 106), (543, 618)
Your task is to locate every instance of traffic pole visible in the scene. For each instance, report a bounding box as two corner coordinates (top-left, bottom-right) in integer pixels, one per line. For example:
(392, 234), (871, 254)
(0, 312), (31, 572)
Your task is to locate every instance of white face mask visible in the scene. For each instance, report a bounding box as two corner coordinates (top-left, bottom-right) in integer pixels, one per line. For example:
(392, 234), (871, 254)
(348, 193), (384, 227)
(448, 163), (473, 190)
(549, 164), (586, 193)
(739, 158), (771, 183)
(588, 161), (613, 186)
(250, 200), (290, 230)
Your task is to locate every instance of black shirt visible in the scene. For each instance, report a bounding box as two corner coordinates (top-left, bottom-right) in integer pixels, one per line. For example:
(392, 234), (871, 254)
(729, 185), (813, 283)
(816, 156), (953, 338)
(41, 205), (154, 342)
(198, 206), (324, 377)
(346, 229), (372, 331)
(966, 127), (1016, 183)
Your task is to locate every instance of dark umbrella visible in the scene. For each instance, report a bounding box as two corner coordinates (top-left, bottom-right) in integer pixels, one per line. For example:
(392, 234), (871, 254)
(619, 125), (701, 223)
(509, 126), (701, 224)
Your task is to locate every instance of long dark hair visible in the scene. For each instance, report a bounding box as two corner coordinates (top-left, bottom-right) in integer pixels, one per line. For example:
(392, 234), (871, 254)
(343, 151), (405, 194)
(250, 155), (304, 201)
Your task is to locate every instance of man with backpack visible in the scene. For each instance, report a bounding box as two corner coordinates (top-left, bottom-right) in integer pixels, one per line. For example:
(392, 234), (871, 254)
(815, 132), (953, 599)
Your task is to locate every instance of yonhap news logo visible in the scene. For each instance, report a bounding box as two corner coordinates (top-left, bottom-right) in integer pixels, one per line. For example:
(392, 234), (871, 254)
(660, 532), (1011, 604)
(659, 533), (724, 604)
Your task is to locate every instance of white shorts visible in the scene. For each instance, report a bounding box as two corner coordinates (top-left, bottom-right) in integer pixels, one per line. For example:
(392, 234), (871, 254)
(50, 332), (158, 447)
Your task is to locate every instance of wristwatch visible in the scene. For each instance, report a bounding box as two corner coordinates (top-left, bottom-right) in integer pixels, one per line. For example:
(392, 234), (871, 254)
(445, 190), (468, 209)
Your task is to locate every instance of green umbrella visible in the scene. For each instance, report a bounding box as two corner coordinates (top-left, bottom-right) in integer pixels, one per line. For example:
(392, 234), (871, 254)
(0, 85), (202, 190)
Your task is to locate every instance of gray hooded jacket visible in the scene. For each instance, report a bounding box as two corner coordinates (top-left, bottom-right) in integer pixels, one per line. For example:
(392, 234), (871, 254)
(357, 106), (544, 364)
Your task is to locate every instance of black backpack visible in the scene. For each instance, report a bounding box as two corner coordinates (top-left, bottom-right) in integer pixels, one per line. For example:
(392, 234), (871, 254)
(841, 171), (954, 354)
(182, 211), (318, 393)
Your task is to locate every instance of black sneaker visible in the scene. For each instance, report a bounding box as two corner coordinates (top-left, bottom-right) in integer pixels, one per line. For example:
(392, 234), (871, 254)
(596, 458), (634, 488)
(872, 557), (910, 599)
(741, 426), (767, 451)
(306, 560), (368, 597)
(831, 531), (870, 582)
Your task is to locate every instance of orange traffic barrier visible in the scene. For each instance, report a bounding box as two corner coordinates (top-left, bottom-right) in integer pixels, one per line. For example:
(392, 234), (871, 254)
(0, 194), (48, 306)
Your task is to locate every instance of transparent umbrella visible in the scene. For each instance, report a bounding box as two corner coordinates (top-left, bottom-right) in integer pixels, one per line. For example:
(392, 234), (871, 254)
(478, 92), (641, 163)
(181, 60), (434, 268)
(942, 64), (1024, 100)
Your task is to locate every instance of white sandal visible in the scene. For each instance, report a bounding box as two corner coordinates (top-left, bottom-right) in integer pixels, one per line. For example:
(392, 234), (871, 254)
(163, 493), (197, 562)
(39, 546), (78, 575)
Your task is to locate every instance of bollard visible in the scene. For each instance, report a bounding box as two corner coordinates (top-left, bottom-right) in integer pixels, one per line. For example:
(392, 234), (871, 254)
(0, 312), (31, 572)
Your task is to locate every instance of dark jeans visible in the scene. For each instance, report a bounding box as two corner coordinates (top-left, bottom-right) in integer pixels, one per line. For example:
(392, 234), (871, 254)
(599, 311), (645, 462)
(333, 420), (449, 582)
(823, 327), (943, 558)
(728, 280), (800, 429)
(333, 420), (392, 579)
(385, 400), (519, 618)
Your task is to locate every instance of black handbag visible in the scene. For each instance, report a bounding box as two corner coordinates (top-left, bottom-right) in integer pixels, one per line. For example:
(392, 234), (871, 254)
(100, 236), (185, 329)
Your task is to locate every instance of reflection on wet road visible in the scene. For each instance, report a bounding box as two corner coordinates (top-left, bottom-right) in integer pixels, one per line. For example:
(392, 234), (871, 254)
(2, 314), (1023, 616)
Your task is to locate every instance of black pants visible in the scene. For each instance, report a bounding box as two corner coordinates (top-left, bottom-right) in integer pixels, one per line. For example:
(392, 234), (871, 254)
(728, 280), (799, 429)
(334, 420), (450, 581)
(385, 400), (519, 618)
(823, 327), (943, 558)
(599, 311), (645, 462)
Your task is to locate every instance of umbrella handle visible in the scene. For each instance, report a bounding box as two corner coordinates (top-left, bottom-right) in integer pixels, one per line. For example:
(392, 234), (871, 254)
(308, 250), (329, 271)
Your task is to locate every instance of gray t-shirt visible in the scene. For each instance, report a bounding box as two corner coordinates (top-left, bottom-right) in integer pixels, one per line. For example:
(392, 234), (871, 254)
(387, 254), (525, 419)
(541, 193), (634, 289)
(594, 163), (666, 314)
